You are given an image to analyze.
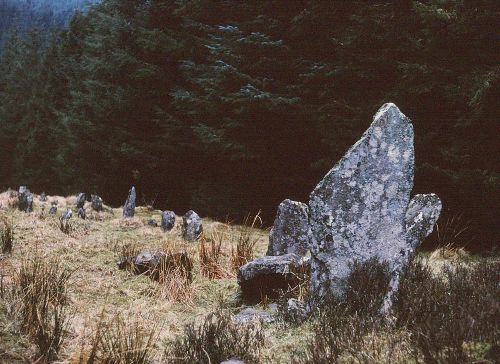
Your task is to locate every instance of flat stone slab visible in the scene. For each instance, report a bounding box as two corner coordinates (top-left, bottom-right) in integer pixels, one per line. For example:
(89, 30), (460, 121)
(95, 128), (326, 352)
(238, 254), (310, 302)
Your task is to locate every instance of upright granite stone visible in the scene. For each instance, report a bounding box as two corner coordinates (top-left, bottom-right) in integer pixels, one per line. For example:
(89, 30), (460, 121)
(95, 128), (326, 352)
(91, 194), (103, 212)
(161, 211), (176, 232)
(76, 193), (86, 209)
(381, 193), (442, 312)
(78, 207), (86, 220)
(49, 203), (57, 215)
(309, 103), (440, 302)
(182, 210), (202, 241)
(123, 187), (136, 218)
(18, 186), (33, 212)
(62, 208), (73, 220)
(267, 199), (310, 256)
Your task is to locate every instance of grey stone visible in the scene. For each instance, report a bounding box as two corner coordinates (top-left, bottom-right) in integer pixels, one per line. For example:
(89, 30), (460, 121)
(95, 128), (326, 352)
(91, 194), (103, 212)
(182, 210), (202, 241)
(267, 199), (310, 256)
(39, 192), (47, 202)
(76, 193), (86, 209)
(117, 250), (193, 282)
(220, 359), (245, 364)
(285, 298), (309, 324)
(147, 219), (158, 227)
(308, 103), (441, 310)
(234, 307), (274, 323)
(18, 186), (33, 212)
(238, 254), (310, 301)
(78, 207), (86, 220)
(381, 193), (442, 313)
(161, 210), (176, 232)
(49, 204), (57, 215)
(123, 186), (136, 218)
(62, 208), (73, 220)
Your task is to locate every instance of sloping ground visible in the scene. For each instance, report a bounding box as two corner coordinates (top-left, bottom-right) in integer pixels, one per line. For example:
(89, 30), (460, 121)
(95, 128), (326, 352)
(0, 190), (497, 363)
(0, 190), (313, 362)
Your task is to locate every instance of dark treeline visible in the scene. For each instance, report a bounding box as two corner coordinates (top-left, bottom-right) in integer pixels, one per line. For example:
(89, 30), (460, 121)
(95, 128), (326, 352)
(0, 0), (498, 250)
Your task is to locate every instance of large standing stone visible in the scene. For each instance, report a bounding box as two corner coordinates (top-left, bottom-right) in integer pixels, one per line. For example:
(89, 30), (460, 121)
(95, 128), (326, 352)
(123, 186), (136, 218)
(91, 194), (103, 212)
(182, 210), (202, 241)
(161, 210), (176, 232)
(76, 193), (86, 209)
(18, 186), (33, 212)
(381, 193), (442, 312)
(267, 199), (310, 256)
(308, 103), (439, 301)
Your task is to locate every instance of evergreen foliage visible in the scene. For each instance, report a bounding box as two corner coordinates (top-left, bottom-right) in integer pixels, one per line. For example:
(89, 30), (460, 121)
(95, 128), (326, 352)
(0, 0), (498, 249)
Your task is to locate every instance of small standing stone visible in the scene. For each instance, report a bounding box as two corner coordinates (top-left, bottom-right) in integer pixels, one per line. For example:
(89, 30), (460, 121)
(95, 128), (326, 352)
(123, 186), (136, 218)
(91, 194), (103, 212)
(18, 186), (33, 212)
(182, 210), (202, 241)
(39, 192), (47, 202)
(49, 204), (57, 215)
(78, 207), (86, 220)
(62, 208), (73, 220)
(76, 193), (86, 209)
(147, 219), (158, 227)
(267, 199), (310, 256)
(161, 210), (176, 232)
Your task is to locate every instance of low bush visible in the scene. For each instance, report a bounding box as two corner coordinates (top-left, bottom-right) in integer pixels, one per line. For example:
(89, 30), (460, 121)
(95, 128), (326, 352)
(304, 257), (499, 363)
(13, 256), (72, 362)
(78, 312), (158, 364)
(394, 259), (499, 363)
(167, 310), (265, 363)
(0, 218), (14, 254)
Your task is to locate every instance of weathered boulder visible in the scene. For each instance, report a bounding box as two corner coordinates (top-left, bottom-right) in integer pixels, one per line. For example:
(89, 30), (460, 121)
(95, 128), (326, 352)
(78, 207), (86, 220)
(39, 192), (47, 202)
(161, 210), (176, 232)
(118, 250), (193, 282)
(76, 193), (86, 209)
(91, 194), (103, 212)
(267, 199), (310, 256)
(182, 210), (202, 241)
(62, 208), (73, 220)
(308, 103), (440, 304)
(381, 193), (442, 312)
(18, 186), (33, 212)
(123, 186), (136, 218)
(238, 254), (310, 302)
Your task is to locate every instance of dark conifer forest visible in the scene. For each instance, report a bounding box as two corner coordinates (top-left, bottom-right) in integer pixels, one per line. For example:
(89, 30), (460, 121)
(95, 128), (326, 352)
(0, 0), (498, 250)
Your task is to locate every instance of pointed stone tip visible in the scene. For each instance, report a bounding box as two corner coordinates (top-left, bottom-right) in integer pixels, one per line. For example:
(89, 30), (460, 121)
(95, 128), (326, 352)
(374, 102), (407, 123)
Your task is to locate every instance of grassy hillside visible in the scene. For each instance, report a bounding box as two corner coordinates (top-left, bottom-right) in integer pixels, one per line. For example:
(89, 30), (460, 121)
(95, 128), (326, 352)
(0, 190), (498, 363)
